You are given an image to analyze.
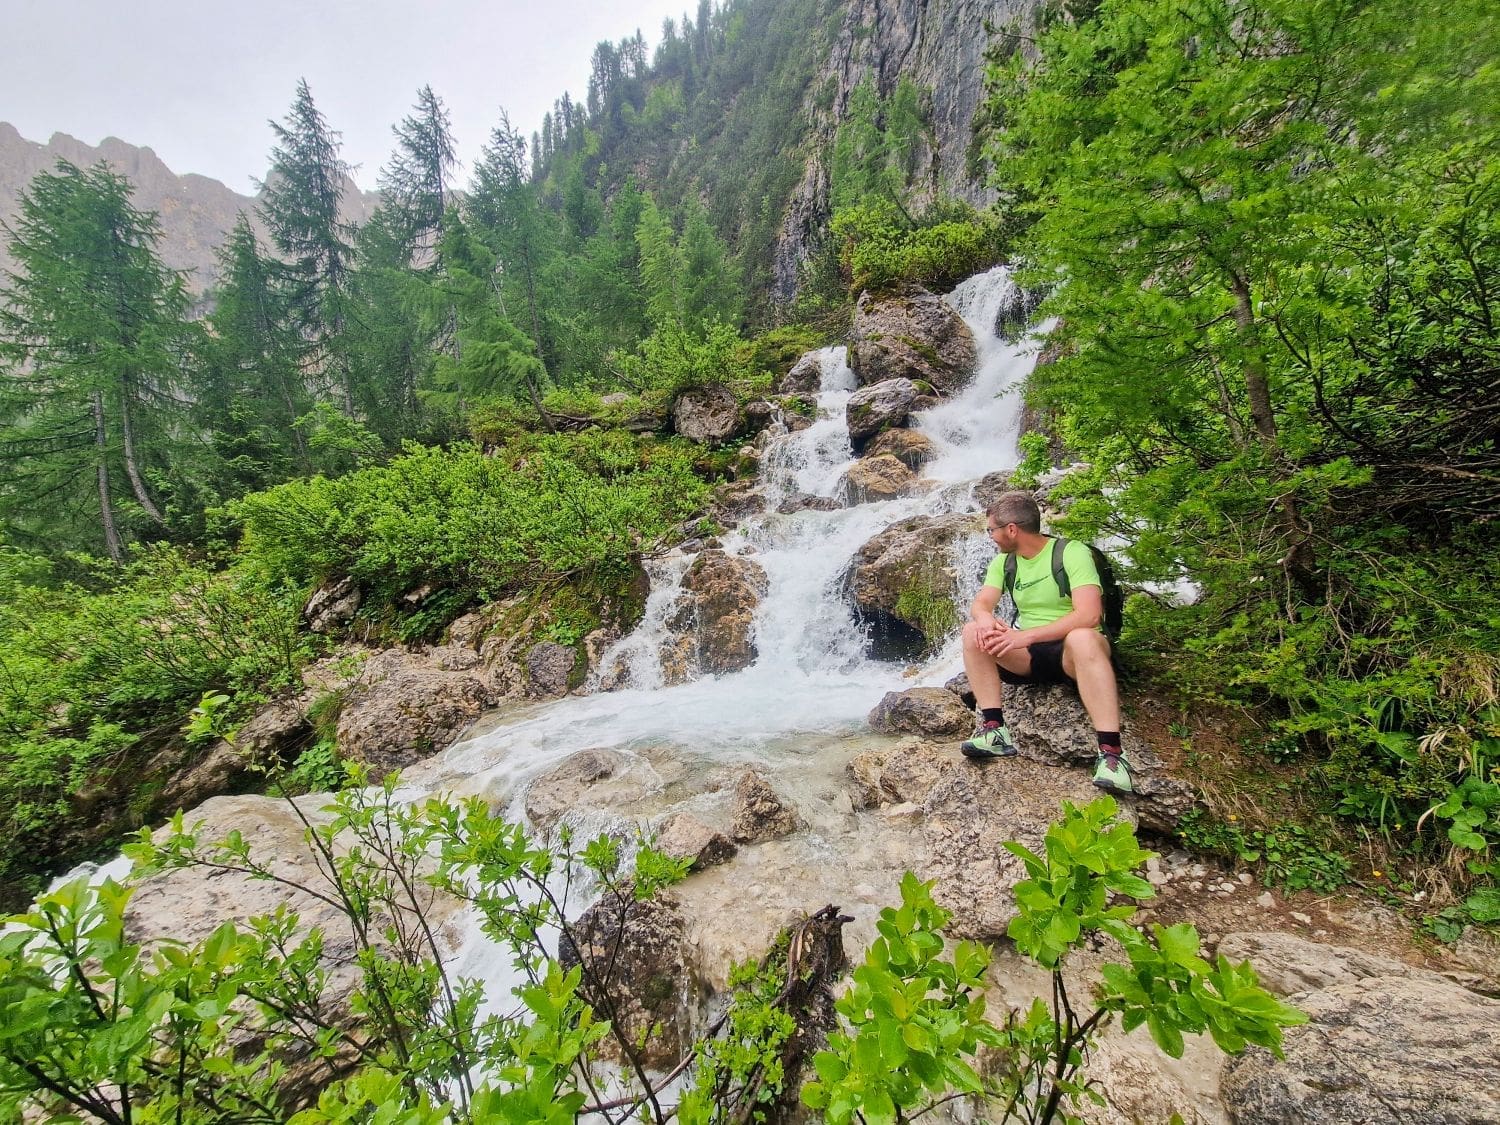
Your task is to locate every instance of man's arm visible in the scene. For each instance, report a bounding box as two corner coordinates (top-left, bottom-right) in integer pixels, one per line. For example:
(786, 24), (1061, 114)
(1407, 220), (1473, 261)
(992, 583), (1103, 654)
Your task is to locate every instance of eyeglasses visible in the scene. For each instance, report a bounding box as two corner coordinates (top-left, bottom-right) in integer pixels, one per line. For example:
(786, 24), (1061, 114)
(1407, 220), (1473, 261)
(986, 522), (1012, 536)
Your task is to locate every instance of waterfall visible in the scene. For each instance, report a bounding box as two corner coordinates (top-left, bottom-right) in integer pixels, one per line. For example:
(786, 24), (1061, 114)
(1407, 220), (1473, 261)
(428, 265), (1044, 802)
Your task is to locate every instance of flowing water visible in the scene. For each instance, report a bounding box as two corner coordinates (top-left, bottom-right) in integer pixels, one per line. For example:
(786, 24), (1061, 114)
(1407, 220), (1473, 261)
(414, 266), (1042, 814)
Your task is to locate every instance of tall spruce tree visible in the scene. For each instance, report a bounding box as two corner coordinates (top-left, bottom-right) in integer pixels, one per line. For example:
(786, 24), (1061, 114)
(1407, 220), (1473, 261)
(0, 162), (194, 561)
(201, 214), (310, 483)
(257, 80), (356, 410)
(379, 85), (458, 267)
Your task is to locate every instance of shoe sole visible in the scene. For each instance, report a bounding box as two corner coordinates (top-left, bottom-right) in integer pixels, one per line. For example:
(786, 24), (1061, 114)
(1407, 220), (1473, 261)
(962, 743), (1017, 760)
(1092, 775), (1134, 795)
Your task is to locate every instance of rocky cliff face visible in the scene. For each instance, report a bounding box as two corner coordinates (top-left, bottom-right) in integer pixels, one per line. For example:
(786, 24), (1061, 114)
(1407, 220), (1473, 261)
(774, 0), (1034, 297)
(0, 122), (376, 296)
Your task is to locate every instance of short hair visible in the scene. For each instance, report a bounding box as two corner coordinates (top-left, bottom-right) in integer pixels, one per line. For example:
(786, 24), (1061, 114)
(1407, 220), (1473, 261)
(987, 491), (1042, 534)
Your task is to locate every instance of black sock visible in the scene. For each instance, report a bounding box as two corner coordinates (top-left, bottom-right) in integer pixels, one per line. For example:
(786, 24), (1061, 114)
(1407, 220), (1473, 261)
(981, 707), (1005, 726)
(1097, 731), (1122, 753)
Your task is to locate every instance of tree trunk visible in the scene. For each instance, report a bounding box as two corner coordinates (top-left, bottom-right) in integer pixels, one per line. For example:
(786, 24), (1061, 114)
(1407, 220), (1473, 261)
(119, 395), (165, 525)
(91, 391), (124, 563)
(1230, 277), (1316, 585)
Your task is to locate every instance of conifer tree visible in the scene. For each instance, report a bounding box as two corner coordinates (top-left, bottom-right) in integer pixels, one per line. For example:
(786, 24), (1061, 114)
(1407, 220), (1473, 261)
(0, 162), (194, 560)
(257, 79), (356, 410)
(378, 85), (458, 267)
(201, 214), (310, 481)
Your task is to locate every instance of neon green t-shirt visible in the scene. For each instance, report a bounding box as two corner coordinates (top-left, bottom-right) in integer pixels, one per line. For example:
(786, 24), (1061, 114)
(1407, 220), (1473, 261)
(982, 538), (1101, 630)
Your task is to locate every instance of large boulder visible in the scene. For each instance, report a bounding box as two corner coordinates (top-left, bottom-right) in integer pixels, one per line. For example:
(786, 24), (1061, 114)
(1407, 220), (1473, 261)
(845, 378), (921, 450)
(841, 453), (917, 505)
(997, 683), (1199, 834)
(126, 794), (462, 1110)
(845, 513), (977, 654)
(849, 286), (977, 394)
(868, 688), (973, 737)
(672, 384), (744, 443)
(865, 427), (936, 470)
(849, 741), (1108, 939)
(335, 648), (494, 773)
(559, 891), (691, 1070)
(525, 640), (578, 698)
(1219, 932), (1500, 1124)
(157, 698), (313, 814)
(667, 550), (769, 676)
(779, 350), (827, 394)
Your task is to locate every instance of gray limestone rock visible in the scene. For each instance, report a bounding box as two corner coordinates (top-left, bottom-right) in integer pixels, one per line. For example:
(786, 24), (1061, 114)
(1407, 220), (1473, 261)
(848, 287), (978, 394)
(525, 640), (577, 699)
(845, 377), (921, 449)
(672, 384), (744, 443)
(868, 687), (973, 737)
(1221, 971), (1500, 1124)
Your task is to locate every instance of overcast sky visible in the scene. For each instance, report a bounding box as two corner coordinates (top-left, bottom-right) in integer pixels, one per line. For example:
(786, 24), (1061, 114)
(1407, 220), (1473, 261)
(2, 0), (697, 193)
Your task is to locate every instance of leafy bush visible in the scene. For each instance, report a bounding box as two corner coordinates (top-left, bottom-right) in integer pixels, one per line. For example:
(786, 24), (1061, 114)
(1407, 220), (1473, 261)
(830, 200), (1003, 294)
(0, 547), (311, 903)
(228, 437), (709, 610)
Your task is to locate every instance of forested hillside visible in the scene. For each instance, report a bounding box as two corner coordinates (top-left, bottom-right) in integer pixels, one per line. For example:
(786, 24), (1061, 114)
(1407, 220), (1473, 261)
(1, 0), (1498, 1115)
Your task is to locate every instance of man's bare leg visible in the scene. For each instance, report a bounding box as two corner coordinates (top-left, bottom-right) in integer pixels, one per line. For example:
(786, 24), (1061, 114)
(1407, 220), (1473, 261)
(1061, 628), (1119, 732)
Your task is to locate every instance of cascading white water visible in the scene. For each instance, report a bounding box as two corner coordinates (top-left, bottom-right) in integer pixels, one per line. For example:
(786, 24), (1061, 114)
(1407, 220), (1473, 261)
(429, 265), (1045, 802)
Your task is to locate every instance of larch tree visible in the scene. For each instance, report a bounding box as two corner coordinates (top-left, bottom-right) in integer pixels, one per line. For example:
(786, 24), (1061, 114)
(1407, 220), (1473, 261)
(0, 161), (194, 561)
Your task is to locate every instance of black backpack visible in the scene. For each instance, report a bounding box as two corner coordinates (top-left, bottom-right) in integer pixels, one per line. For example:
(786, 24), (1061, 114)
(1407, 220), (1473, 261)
(1002, 536), (1124, 642)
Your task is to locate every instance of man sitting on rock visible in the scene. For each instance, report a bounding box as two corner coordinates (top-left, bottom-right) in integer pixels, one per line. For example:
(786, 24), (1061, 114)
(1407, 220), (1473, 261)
(959, 491), (1131, 793)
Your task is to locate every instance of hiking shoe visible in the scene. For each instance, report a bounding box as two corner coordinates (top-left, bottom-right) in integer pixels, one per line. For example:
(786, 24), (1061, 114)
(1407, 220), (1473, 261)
(1092, 751), (1135, 795)
(962, 722), (1017, 760)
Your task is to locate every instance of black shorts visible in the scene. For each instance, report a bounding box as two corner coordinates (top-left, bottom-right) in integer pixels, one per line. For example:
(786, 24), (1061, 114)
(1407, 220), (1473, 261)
(1001, 639), (1073, 686)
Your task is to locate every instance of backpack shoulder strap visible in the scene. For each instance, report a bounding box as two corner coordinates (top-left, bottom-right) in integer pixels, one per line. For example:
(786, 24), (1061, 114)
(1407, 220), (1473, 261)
(1050, 536), (1072, 598)
(1002, 552), (1019, 626)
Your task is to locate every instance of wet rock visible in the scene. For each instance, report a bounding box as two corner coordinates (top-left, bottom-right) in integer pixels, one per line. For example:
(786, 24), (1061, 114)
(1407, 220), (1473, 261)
(845, 377), (921, 450)
(711, 479), (766, 525)
(778, 493), (844, 514)
(525, 640), (577, 699)
(841, 453), (916, 504)
(559, 891), (690, 1070)
(868, 688), (973, 737)
(865, 427), (936, 470)
(780, 350), (827, 393)
(524, 749), (630, 829)
(1221, 971), (1500, 1124)
(744, 400), (777, 436)
(849, 287), (977, 394)
(670, 550), (769, 676)
(845, 513), (977, 650)
(672, 384), (744, 443)
(655, 813), (738, 871)
(731, 770), (801, 842)
(303, 576), (361, 634)
(335, 649), (493, 774)
(971, 471), (1021, 513)
(846, 750), (890, 810)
